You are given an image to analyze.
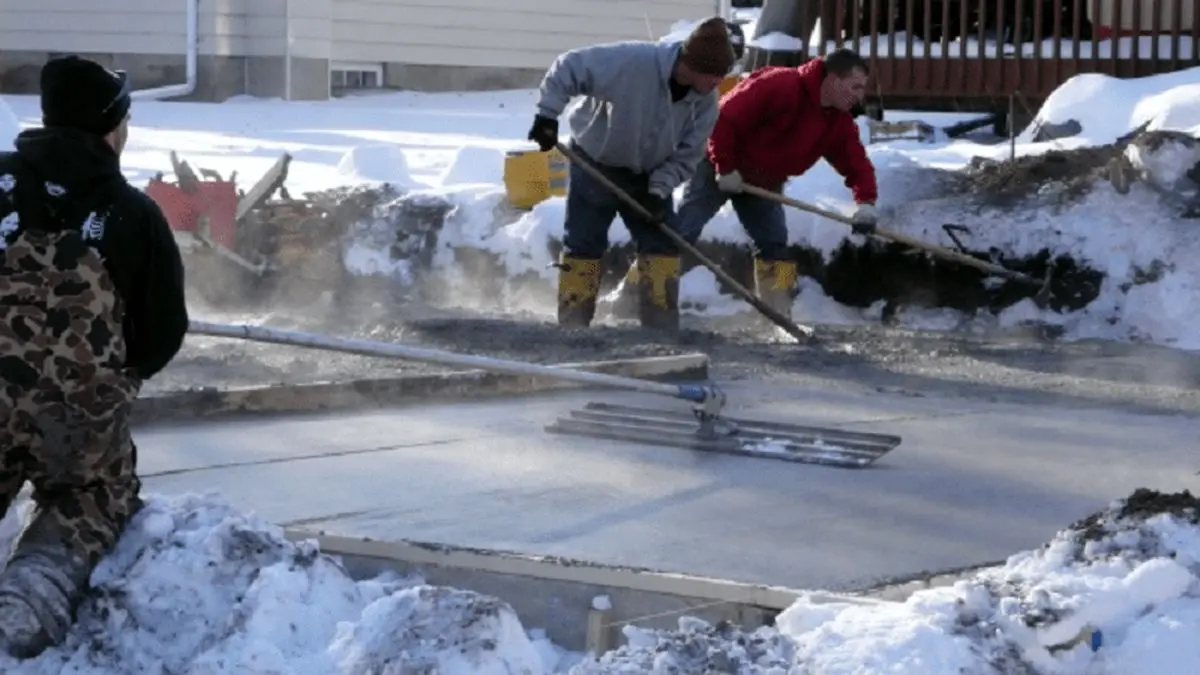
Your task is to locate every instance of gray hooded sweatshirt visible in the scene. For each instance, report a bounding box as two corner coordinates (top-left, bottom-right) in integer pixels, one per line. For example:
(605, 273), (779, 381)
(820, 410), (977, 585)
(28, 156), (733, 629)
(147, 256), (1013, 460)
(535, 40), (719, 197)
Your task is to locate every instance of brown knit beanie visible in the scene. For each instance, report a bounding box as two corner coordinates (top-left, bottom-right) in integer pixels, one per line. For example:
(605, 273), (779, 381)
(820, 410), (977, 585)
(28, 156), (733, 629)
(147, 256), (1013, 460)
(680, 17), (737, 77)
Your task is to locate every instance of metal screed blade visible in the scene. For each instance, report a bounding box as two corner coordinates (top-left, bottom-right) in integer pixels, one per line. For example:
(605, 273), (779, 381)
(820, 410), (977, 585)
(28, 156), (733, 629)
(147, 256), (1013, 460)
(545, 402), (902, 469)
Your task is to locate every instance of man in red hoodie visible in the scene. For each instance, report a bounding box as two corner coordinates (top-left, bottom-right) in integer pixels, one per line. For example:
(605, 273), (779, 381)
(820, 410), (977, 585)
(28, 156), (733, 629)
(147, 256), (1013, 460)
(605, 49), (878, 321)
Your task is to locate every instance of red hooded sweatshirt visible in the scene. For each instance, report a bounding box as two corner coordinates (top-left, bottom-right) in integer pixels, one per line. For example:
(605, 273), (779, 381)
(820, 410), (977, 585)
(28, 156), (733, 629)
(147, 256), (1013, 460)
(707, 60), (878, 204)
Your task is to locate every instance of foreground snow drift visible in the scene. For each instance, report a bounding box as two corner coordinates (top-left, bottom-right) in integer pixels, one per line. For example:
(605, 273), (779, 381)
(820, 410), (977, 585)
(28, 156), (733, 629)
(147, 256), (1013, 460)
(0, 492), (561, 675)
(1, 488), (1198, 673)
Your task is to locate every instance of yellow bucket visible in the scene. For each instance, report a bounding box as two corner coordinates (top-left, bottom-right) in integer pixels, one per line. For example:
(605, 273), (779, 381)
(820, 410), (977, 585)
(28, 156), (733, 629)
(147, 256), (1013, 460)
(717, 74), (744, 98)
(504, 147), (569, 209)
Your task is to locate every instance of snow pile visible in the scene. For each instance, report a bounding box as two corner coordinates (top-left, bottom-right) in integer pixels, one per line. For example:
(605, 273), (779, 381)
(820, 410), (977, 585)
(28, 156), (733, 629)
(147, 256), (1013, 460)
(0, 492), (558, 675)
(0, 97), (19, 150)
(575, 488), (1200, 675)
(328, 585), (545, 674)
(2, 485), (1199, 674)
(750, 33), (804, 51)
(335, 143), (421, 189)
(440, 144), (507, 186)
(1021, 66), (1200, 144)
(571, 618), (795, 673)
(1123, 130), (1200, 193)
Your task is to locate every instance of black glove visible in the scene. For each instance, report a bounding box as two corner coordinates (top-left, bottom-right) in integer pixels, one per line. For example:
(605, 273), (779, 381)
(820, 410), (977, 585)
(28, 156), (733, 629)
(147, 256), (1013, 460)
(639, 192), (671, 225)
(527, 115), (559, 152)
(851, 221), (876, 236)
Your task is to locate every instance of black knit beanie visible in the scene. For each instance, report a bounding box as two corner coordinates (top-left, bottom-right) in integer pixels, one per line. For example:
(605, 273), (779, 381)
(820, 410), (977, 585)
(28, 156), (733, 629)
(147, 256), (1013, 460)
(40, 55), (132, 136)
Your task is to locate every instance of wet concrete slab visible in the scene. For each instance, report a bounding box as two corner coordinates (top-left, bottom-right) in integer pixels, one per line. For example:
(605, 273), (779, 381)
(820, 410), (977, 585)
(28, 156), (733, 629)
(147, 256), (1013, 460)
(135, 382), (1199, 590)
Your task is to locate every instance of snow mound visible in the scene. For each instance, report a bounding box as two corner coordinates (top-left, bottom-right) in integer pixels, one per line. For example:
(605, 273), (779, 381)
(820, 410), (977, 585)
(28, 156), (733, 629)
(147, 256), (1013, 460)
(1022, 66), (1200, 144)
(329, 585), (545, 674)
(440, 145), (506, 186)
(571, 618), (794, 674)
(659, 19), (700, 44)
(750, 32), (804, 51)
(0, 97), (19, 150)
(1123, 130), (1200, 192)
(336, 143), (419, 188)
(0, 491), (549, 675)
(574, 489), (1200, 675)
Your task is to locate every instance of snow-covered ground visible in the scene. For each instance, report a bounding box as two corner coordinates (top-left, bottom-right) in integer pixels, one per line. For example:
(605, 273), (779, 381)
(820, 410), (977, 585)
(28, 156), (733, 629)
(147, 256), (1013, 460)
(5, 65), (1198, 349)
(2, 486), (1199, 674)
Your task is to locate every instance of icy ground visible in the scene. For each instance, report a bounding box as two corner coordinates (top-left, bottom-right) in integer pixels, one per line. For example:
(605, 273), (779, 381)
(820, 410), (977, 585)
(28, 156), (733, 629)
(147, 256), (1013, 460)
(4, 65), (1200, 359)
(1, 487), (1199, 674)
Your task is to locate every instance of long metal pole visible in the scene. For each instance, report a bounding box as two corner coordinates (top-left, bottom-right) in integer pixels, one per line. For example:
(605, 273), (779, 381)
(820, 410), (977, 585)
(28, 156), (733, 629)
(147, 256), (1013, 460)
(188, 321), (723, 407)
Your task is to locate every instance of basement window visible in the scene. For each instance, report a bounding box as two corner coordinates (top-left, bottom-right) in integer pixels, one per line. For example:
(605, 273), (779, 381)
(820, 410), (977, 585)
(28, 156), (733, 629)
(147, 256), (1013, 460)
(330, 62), (384, 93)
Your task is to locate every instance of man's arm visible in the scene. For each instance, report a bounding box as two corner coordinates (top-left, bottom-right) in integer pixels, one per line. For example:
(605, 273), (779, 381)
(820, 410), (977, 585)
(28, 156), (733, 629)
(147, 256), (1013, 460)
(126, 193), (189, 381)
(824, 120), (878, 205)
(535, 42), (642, 119)
(647, 96), (719, 196)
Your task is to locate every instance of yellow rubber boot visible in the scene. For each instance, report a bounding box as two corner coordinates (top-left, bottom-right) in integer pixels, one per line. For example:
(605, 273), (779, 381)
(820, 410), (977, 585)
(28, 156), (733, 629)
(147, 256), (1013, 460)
(556, 254), (603, 328)
(753, 258), (798, 318)
(636, 254), (682, 331)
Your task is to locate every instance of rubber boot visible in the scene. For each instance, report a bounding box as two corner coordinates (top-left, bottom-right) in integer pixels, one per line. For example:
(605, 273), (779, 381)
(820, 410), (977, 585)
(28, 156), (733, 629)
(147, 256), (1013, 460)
(0, 513), (92, 658)
(754, 257), (799, 319)
(636, 254), (681, 331)
(600, 260), (640, 321)
(556, 254), (603, 328)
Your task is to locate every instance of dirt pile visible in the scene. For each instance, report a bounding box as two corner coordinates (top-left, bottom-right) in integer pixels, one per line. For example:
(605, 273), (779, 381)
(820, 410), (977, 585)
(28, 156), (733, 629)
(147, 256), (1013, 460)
(956, 145), (1125, 207)
(1069, 488), (1200, 549)
(955, 128), (1200, 209)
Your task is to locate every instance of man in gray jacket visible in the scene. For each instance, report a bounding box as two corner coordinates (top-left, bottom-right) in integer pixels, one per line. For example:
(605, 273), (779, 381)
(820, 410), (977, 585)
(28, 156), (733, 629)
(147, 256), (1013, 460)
(528, 18), (736, 331)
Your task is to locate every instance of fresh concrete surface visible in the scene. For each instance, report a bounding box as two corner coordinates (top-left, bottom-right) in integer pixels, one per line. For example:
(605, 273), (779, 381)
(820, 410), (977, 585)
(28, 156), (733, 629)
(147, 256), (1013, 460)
(135, 381), (1199, 590)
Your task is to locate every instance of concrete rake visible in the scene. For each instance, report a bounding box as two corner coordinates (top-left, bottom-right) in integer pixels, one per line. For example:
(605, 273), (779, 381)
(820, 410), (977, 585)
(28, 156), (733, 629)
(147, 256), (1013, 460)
(189, 321), (902, 468)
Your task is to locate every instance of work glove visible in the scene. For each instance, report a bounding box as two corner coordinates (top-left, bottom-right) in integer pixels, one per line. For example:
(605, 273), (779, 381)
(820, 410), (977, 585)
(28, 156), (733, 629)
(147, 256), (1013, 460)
(716, 170), (744, 193)
(527, 115), (559, 152)
(850, 203), (878, 236)
(639, 191), (672, 225)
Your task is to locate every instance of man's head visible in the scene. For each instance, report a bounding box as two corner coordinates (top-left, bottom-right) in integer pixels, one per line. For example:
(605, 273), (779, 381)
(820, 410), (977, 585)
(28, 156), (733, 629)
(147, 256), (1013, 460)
(674, 17), (737, 95)
(39, 55), (133, 155)
(819, 49), (870, 112)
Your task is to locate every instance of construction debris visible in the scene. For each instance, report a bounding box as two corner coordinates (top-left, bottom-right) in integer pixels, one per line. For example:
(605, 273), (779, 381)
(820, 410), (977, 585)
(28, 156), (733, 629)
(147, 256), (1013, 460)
(145, 152), (349, 307)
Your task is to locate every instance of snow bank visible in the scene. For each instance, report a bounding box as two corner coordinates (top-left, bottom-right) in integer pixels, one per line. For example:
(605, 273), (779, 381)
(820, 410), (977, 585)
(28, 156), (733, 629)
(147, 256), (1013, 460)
(335, 143), (420, 189)
(0, 97), (20, 150)
(574, 488), (1200, 675)
(0, 492), (556, 675)
(3, 485), (1199, 674)
(1021, 66), (1200, 144)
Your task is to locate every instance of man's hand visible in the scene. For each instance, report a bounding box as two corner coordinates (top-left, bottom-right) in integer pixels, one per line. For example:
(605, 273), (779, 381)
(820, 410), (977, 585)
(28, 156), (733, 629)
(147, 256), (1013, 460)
(639, 191), (672, 225)
(716, 170), (744, 193)
(527, 115), (559, 152)
(850, 203), (877, 235)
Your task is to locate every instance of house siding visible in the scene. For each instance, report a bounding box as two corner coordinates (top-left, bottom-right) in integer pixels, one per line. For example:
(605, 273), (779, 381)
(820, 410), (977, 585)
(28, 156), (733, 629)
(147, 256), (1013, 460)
(0, 0), (719, 99)
(331, 0), (716, 69)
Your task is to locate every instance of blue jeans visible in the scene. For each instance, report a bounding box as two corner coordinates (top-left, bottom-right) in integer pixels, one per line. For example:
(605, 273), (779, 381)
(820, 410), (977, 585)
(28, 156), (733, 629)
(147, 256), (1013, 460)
(561, 145), (678, 259)
(676, 157), (790, 261)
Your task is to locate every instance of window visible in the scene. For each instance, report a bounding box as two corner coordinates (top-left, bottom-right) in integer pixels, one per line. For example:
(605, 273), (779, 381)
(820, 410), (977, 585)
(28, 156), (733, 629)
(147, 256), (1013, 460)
(330, 62), (384, 94)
